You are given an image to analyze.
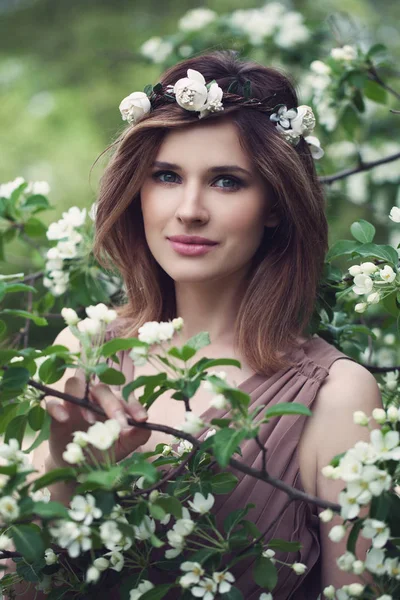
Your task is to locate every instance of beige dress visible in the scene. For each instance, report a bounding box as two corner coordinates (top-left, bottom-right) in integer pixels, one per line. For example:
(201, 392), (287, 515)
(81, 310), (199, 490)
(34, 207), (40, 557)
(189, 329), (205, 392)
(82, 328), (354, 599)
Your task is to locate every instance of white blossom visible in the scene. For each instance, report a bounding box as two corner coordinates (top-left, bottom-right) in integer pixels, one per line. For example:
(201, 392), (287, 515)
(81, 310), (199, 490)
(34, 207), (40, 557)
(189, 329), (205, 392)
(86, 303), (116, 323)
(383, 371), (398, 391)
(352, 560), (364, 574)
(353, 411), (369, 426)
(105, 550), (124, 572)
(319, 509), (334, 523)
(178, 8), (217, 32)
(360, 261), (378, 274)
(138, 320), (175, 344)
(129, 580), (154, 600)
(328, 524), (346, 542)
(370, 429), (400, 460)
(191, 577), (217, 599)
(389, 206), (400, 222)
(133, 515), (156, 540)
(352, 274), (373, 295)
(292, 562), (307, 575)
(86, 566), (100, 584)
(100, 521), (123, 550)
(365, 547), (386, 574)
(355, 302), (367, 313)
(49, 520), (92, 558)
(57, 240), (78, 259)
(275, 11), (310, 48)
(46, 219), (72, 241)
(62, 206), (86, 228)
(348, 583), (364, 597)
(0, 176), (25, 198)
(180, 412), (205, 435)
(372, 408), (387, 424)
(362, 519), (390, 548)
(79, 317), (102, 336)
(179, 561), (205, 588)
(140, 37), (173, 64)
(379, 265), (396, 283)
(62, 442), (84, 464)
(0, 534), (13, 551)
(174, 69), (209, 112)
(210, 394), (228, 410)
(69, 494), (102, 525)
(188, 492), (215, 514)
(384, 557), (400, 578)
(25, 180), (50, 196)
(212, 570), (235, 593)
(331, 45), (357, 61)
(72, 431), (89, 447)
(0, 496), (19, 521)
(61, 307), (80, 326)
(337, 551), (355, 572)
(323, 586), (336, 599)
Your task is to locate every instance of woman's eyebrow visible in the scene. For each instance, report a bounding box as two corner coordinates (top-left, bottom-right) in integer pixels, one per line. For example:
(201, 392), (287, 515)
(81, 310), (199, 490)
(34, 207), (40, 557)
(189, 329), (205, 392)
(152, 161), (252, 177)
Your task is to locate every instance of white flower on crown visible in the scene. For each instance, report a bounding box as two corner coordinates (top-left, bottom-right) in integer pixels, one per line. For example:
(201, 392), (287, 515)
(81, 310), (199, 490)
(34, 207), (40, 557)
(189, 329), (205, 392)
(199, 82), (224, 119)
(270, 104), (323, 157)
(304, 135), (324, 159)
(173, 69), (209, 112)
(119, 91), (151, 125)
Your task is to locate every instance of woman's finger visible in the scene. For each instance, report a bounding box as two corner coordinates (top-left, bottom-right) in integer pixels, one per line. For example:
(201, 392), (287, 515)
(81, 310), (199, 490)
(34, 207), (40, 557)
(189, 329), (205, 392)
(89, 383), (138, 430)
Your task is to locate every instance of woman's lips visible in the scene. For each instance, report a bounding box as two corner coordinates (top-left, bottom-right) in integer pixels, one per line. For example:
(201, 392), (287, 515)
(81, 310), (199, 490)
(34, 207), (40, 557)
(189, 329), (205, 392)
(168, 239), (218, 256)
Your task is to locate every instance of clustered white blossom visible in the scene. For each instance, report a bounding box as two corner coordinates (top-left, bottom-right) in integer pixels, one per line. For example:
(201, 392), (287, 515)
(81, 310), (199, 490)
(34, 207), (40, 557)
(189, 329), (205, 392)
(0, 176), (50, 200)
(321, 408), (400, 593)
(348, 253), (398, 313)
(62, 418), (121, 464)
(44, 205), (90, 296)
(61, 302), (117, 338)
(269, 104), (324, 158)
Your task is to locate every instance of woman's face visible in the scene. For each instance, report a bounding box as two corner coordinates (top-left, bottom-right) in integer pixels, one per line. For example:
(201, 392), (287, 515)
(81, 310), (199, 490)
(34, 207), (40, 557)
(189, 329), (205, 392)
(140, 118), (279, 285)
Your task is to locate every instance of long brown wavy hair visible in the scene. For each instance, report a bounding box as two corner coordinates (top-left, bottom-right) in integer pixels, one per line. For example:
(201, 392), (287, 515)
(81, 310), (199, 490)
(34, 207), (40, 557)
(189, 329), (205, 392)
(93, 50), (328, 375)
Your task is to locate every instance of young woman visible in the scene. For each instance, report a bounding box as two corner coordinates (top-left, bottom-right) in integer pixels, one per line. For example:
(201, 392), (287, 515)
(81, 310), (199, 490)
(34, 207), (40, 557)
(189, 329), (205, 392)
(30, 50), (381, 599)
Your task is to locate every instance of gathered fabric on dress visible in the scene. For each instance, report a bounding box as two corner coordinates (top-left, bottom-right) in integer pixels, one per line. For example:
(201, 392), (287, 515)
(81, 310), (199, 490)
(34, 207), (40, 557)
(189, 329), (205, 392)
(78, 326), (354, 600)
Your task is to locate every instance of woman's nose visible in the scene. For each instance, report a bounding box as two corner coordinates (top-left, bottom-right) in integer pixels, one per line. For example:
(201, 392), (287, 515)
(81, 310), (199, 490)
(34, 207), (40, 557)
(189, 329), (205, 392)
(174, 183), (209, 225)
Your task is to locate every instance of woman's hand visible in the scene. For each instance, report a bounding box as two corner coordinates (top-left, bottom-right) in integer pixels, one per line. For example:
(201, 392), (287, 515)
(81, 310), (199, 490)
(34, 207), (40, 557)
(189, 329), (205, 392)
(45, 375), (152, 468)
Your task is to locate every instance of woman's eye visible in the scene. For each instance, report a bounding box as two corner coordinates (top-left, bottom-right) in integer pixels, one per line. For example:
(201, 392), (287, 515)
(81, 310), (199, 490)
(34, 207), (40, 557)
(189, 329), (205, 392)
(151, 171), (242, 191)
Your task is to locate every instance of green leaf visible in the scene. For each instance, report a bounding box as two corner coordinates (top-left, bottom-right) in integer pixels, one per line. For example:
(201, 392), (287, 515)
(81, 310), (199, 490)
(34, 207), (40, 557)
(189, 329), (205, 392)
(32, 501), (69, 519)
(25, 411), (51, 452)
(267, 538), (301, 552)
(222, 587), (244, 600)
(78, 466), (124, 491)
(122, 373), (167, 401)
(367, 43), (388, 59)
(101, 337), (147, 358)
(340, 103), (361, 138)
(140, 584), (173, 600)
(98, 367), (126, 385)
(223, 504), (254, 536)
(38, 355), (66, 384)
(23, 217), (48, 238)
(350, 219), (376, 244)
(28, 405), (45, 430)
(355, 243), (398, 267)
(11, 524), (45, 563)
(32, 467), (76, 491)
(154, 496), (182, 519)
(2, 282), (37, 295)
(168, 345), (196, 361)
(212, 428), (247, 468)
(5, 415), (27, 445)
(46, 587), (70, 600)
(124, 460), (158, 483)
(0, 319), (6, 340)
(264, 402), (312, 419)
(0, 308), (47, 326)
(149, 503), (166, 520)
(347, 519), (363, 554)
(210, 472), (238, 494)
(201, 358), (241, 371)
(23, 194), (50, 213)
(253, 556), (278, 590)
(1, 366), (30, 391)
(363, 80), (388, 104)
(185, 331), (210, 351)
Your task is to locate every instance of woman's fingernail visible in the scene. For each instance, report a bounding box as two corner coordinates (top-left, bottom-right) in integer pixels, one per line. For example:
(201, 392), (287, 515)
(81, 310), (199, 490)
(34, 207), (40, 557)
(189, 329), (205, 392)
(84, 409), (96, 424)
(137, 408), (148, 420)
(114, 410), (129, 430)
(54, 406), (69, 422)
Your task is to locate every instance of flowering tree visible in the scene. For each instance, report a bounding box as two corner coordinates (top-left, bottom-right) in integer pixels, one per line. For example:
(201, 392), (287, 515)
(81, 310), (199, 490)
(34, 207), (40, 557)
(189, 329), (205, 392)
(1, 4), (400, 600)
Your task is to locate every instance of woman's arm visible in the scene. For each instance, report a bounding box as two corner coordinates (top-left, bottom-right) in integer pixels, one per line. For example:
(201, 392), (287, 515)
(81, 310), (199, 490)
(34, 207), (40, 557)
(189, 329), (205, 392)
(300, 358), (382, 590)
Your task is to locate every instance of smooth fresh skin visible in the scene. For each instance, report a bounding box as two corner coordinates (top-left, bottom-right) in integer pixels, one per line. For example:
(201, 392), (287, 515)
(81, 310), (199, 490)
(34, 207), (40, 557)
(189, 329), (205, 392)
(20, 118), (382, 598)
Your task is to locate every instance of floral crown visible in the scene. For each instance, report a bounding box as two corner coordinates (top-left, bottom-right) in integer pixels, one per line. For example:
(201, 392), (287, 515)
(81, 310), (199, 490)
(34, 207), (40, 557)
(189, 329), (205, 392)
(119, 68), (324, 159)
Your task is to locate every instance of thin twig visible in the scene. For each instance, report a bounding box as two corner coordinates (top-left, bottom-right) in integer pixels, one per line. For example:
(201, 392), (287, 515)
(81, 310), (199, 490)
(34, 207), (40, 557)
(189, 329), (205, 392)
(255, 435), (267, 473)
(319, 151), (400, 184)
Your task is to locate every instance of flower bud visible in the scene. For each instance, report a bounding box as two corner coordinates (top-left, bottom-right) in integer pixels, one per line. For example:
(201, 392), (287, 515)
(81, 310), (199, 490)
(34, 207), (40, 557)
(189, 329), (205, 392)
(355, 302), (367, 313)
(353, 411), (369, 426)
(323, 585), (336, 599)
(319, 509), (334, 523)
(387, 405), (399, 423)
(149, 490), (160, 503)
(328, 525), (346, 542)
(367, 292), (380, 304)
(348, 583), (364, 596)
(321, 465), (335, 479)
(372, 408), (387, 424)
(352, 560), (364, 575)
(86, 566), (100, 584)
(292, 562), (307, 575)
(348, 265), (362, 276)
(93, 557), (109, 571)
(360, 262), (378, 274)
(44, 548), (58, 565)
(172, 317), (184, 331)
(61, 307), (80, 326)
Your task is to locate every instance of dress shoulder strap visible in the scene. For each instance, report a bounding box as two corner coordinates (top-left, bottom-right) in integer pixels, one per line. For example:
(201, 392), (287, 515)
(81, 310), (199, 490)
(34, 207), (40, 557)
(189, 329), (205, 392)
(301, 335), (357, 372)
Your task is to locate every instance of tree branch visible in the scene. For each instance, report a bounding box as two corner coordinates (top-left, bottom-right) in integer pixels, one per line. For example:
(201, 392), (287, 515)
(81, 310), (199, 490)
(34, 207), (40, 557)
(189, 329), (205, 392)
(319, 151), (400, 185)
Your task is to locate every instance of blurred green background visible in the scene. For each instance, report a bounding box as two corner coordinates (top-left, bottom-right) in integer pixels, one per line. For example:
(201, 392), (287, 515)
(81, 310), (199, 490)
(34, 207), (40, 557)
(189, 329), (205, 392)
(1, 0), (400, 275)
